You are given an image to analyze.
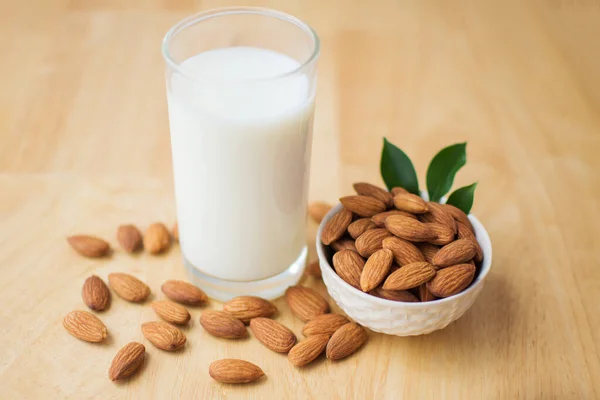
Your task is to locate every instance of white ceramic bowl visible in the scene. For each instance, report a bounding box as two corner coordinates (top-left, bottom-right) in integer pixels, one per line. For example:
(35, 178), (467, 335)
(316, 204), (493, 336)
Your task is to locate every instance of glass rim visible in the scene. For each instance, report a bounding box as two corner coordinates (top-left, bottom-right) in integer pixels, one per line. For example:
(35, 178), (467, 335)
(161, 7), (320, 82)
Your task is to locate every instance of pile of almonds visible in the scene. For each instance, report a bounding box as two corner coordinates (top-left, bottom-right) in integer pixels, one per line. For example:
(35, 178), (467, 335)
(317, 183), (483, 301)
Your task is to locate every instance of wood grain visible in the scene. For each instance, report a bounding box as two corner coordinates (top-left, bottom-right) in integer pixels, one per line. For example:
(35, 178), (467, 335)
(1, 0), (599, 399)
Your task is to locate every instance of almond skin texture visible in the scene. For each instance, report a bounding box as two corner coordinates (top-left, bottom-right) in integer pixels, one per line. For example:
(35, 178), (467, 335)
(151, 301), (191, 325)
(116, 224), (142, 253)
(432, 239), (477, 268)
(371, 210), (416, 227)
(108, 273), (150, 303)
(426, 223), (455, 245)
(418, 284), (438, 302)
(285, 286), (330, 322)
(419, 202), (457, 234)
(331, 238), (358, 253)
(63, 310), (107, 343)
(161, 280), (207, 306)
(143, 222), (171, 254)
(223, 296), (277, 324)
(332, 250), (365, 289)
(393, 193), (429, 214)
(360, 249), (394, 292)
(250, 318), (296, 353)
(321, 208), (353, 245)
(347, 218), (378, 239)
(369, 287), (419, 302)
(355, 228), (392, 258)
(353, 182), (394, 208)
(391, 187), (409, 196)
(456, 222), (484, 263)
(200, 310), (248, 339)
(442, 203), (475, 233)
(289, 334), (330, 367)
(141, 321), (186, 351)
(67, 235), (110, 258)
(417, 243), (440, 264)
(326, 323), (367, 361)
(383, 261), (436, 290)
(108, 342), (145, 381)
(302, 314), (350, 337)
(209, 359), (264, 384)
(385, 215), (436, 242)
(382, 237), (425, 266)
(308, 202), (332, 223)
(339, 195), (386, 218)
(427, 263), (476, 297)
(81, 275), (110, 311)
(305, 260), (322, 278)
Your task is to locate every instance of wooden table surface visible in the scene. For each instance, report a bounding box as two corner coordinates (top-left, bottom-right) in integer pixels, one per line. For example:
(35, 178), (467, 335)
(2, 0), (599, 398)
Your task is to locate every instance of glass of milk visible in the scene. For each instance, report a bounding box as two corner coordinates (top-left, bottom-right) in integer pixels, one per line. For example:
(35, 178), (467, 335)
(162, 8), (319, 301)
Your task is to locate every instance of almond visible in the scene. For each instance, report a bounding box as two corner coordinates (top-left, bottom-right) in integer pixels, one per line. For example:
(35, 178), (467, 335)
(305, 260), (322, 278)
(67, 235), (110, 258)
(108, 342), (145, 381)
(426, 223), (455, 245)
(371, 210), (417, 227)
(360, 249), (393, 292)
(141, 321), (186, 351)
(419, 202), (457, 234)
(385, 215), (436, 242)
(321, 208), (353, 245)
(369, 287), (419, 302)
(108, 273), (150, 303)
(161, 280), (208, 306)
(432, 239), (477, 268)
(285, 286), (329, 322)
(339, 195), (386, 218)
(456, 222), (483, 263)
(347, 218), (377, 239)
(390, 187), (409, 196)
(355, 228), (392, 257)
(332, 250), (365, 289)
(223, 296), (277, 324)
(143, 222), (171, 254)
(382, 237), (425, 265)
(393, 193), (429, 214)
(353, 182), (393, 208)
(417, 243), (440, 264)
(81, 275), (110, 311)
(172, 222), (179, 242)
(442, 203), (474, 233)
(151, 300), (191, 325)
(308, 201), (333, 223)
(209, 359), (264, 384)
(200, 310), (248, 339)
(289, 334), (330, 367)
(382, 261), (436, 290)
(63, 310), (107, 343)
(250, 318), (296, 353)
(116, 224), (142, 253)
(331, 238), (358, 253)
(417, 284), (437, 302)
(427, 263), (476, 297)
(326, 323), (367, 361)
(302, 314), (350, 337)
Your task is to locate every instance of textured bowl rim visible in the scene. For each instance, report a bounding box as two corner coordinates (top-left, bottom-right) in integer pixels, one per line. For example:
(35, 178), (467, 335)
(316, 203), (493, 308)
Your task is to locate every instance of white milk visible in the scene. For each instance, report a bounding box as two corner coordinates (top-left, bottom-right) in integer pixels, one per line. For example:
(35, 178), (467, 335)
(167, 47), (314, 282)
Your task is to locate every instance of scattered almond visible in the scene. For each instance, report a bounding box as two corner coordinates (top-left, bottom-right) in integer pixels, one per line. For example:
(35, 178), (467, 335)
(308, 201), (333, 223)
(456, 222), (483, 263)
(326, 323), (367, 361)
(285, 286), (330, 322)
(116, 224), (142, 253)
(382, 236), (425, 265)
(250, 318), (296, 353)
(223, 296), (277, 324)
(302, 314), (350, 337)
(427, 263), (476, 297)
(209, 359), (264, 384)
(108, 273), (150, 303)
(141, 321), (186, 351)
(66, 235), (110, 258)
(143, 222), (171, 254)
(369, 287), (419, 302)
(331, 238), (358, 253)
(151, 300), (191, 325)
(289, 334), (330, 367)
(353, 182), (393, 208)
(81, 275), (110, 311)
(417, 243), (440, 264)
(442, 203), (474, 233)
(200, 310), (248, 339)
(426, 222), (455, 245)
(63, 310), (107, 343)
(355, 228), (392, 258)
(382, 261), (436, 290)
(332, 250), (365, 289)
(371, 210), (416, 227)
(161, 280), (207, 306)
(419, 202), (457, 234)
(417, 284), (438, 302)
(385, 215), (436, 242)
(347, 218), (377, 239)
(360, 249), (393, 292)
(339, 195), (386, 218)
(321, 208), (353, 245)
(432, 239), (477, 268)
(393, 193), (429, 214)
(108, 342), (145, 381)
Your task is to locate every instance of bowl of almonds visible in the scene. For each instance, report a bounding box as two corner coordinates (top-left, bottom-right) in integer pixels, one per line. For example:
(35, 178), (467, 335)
(316, 182), (492, 336)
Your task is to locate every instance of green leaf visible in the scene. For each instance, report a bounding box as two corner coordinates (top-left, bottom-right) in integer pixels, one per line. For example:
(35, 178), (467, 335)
(380, 138), (419, 194)
(446, 182), (478, 214)
(426, 143), (467, 202)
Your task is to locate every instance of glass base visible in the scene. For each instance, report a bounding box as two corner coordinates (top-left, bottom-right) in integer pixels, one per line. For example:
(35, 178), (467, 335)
(183, 246), (307, 302)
